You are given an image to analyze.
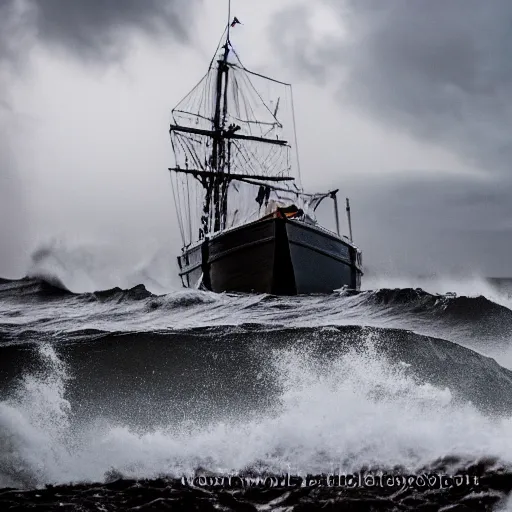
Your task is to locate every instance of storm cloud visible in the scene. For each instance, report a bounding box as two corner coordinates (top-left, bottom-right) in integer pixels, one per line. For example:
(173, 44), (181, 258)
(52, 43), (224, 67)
(0, 0), (198, 64)
(0, 0), (200, 279)
(2, 0), (512, 283)
(262, 0), (512, 278)
(272, 0), (512, 175)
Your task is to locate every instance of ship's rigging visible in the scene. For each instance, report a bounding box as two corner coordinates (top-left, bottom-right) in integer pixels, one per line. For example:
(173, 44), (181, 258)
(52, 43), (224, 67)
(168, 18), (333, 247)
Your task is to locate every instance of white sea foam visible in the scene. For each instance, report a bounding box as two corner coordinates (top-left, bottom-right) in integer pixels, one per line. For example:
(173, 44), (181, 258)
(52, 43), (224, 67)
(0, 338), (511, 489)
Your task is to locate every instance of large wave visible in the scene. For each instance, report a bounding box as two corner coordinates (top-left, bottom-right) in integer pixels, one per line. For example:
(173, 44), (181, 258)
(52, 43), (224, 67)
(2, 276), (512, 366)
(1, 332), (512, 490)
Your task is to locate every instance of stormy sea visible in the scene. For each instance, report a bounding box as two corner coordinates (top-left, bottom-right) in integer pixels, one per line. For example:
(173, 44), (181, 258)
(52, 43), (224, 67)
(2, 273), (512, 511)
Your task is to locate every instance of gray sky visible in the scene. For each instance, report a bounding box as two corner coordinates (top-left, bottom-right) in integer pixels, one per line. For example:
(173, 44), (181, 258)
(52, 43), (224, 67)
(1, 0), (511, 290)
(271, 0), (512, 278)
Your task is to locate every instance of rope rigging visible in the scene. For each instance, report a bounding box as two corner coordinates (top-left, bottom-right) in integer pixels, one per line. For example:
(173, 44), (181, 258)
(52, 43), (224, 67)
(169, 19), (324, 247)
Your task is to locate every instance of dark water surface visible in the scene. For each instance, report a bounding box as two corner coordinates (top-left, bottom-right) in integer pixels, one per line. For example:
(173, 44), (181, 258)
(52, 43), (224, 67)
(1, 276), (512, 510)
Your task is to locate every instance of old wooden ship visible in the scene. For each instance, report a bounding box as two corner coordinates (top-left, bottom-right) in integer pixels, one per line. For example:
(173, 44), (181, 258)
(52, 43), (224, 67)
(168, 14), (363, 294)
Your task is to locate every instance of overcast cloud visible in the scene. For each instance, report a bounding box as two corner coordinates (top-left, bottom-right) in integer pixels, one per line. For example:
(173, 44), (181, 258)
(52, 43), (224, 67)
(272, 0), (512, 175)
(267, 0), (512, 279)
(1, 0), (512, 289)
(0, 0), (199, 283)
(0, 0), (196, 64)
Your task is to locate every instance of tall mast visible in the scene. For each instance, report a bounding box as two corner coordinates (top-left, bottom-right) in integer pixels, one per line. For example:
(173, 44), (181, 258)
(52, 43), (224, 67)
(227, 0), (232, 44)
(169, 2), (296, 244)
(210, 11), (231, 233)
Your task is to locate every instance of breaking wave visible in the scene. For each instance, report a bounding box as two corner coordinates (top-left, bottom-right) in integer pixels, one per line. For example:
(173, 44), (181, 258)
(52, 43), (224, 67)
(1, 337), (512, 490)
(2, 277), (512, 363)
(2, 273), (512, 512)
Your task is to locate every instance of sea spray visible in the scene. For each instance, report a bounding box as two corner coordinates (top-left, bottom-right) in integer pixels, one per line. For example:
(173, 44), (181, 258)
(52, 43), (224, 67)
(0, 343), (70, 487)
(0, 333), (511, 489)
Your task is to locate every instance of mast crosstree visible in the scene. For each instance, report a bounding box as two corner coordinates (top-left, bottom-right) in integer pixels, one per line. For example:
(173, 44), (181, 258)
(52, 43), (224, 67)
(168, 6), (327, 247)
(168, 10), (300, 244)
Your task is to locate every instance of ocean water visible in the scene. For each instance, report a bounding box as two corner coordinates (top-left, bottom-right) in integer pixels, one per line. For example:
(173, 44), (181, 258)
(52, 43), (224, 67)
(1, 273), (512, 509)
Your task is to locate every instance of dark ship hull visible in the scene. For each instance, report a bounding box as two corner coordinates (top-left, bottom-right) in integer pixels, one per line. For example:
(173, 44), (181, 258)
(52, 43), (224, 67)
(178, 217), (362, 295)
